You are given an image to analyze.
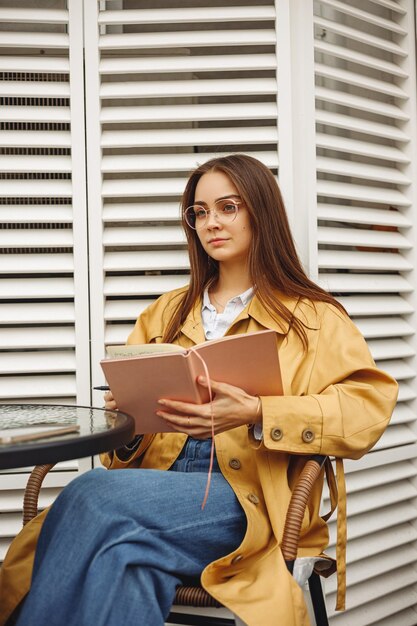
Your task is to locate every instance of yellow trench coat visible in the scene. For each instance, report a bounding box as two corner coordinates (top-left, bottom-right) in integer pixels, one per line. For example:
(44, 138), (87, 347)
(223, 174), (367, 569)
(0, 289), (398, 626)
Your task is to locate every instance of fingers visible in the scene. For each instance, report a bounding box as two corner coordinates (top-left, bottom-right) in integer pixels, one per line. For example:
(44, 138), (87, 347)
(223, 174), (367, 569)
(156, 409), (212, 439)
(104, 390), (118, 411)
(157, 398), (208, 416)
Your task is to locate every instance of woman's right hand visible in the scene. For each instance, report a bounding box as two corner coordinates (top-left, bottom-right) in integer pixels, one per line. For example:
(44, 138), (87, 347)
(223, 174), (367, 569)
(104, 390), (118, 411)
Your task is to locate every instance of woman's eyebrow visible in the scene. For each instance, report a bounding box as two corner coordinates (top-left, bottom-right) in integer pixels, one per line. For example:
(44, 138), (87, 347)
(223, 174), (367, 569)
(194, 194), (241, 205)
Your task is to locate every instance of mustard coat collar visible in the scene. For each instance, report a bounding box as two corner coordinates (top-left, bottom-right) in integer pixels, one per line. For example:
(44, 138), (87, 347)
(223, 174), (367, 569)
(179, 291), (311, 344)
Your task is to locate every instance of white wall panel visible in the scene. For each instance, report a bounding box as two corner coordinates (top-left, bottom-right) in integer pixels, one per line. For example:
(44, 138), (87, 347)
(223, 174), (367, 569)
(0, 0), (90, 564)
(85, 0), (280, 405)
(313, 1), (417, 621)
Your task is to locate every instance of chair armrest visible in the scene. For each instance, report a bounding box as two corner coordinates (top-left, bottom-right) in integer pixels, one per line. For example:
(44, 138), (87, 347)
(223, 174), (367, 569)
(23, 464), (56, 526)
(281, 455), (327, 572)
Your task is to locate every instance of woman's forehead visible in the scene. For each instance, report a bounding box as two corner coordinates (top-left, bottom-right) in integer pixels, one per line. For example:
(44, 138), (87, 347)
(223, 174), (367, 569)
(194, 170), (239, 202)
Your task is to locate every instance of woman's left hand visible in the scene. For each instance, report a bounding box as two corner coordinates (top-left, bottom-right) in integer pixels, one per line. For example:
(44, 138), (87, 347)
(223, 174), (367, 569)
(156, 376), (261, 439)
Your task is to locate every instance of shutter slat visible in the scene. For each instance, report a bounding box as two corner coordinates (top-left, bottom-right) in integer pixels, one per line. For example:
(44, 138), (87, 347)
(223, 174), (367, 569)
(390, 400), (416, 424)
(0, 327), (74, 349)
(314, 16), (406, 57)
(0, 56), (69, 73)
(105, 299), (153, 321)
(0, 180), (72, 197)
(102, 178), (186, 198)
(104, 275), (187, 297)
(315, 63), (407, 99)
(99, 6), (276, 25)
(1, 106), (70, 124)
(100, 53), (276, 75)
(317, 226), (411, 249)
(396, 384), (417, 403)
(0, 231), (73, 248)
(0, 278), (74, 299)
(316, 133), (409, 163)
(318, 0), (407, 34)
(318, 250), (412, 271)
(354, 317), (414, 339)
(0, 206), (72, 224)
(102, 150), (278, 174)
(0, 302), (74, 324)
(315, 109), (408, 142)
(101, 103), (278, 124)
(100, 77), (277, 99)
(315, 85), (408, 121)
(326, 546), (417, 594)
(0, 32), (69, 49)
(315, 40), (407, 78)
(316, 156), (410, 185)
(374, 425), (417, 452)
(344, 461), (417, 495)
(99, 29), (276, 50)
(338, 295), (413, 316)
(101, 126), (278, 149)
(328, 568), (417, 614)
(319, 274), (412, 293)
(103, 226), (186, 247)
(0, 254), (73, 273)
(316, 180), (410, 205)
(328, 523), (417, 562)
(0, 81), (70, 98)
(366, 338), (415, 361)
(327, 587), (417, 625)
(0, 375), (76, 399)
(0, 351), (76, 374)
(104, 250), (189, 272)
(103, 202), (179, 221)
(0, 131), (71, 150)
(0, 8), (68, 23)
(376, 360), (415, 382)
(0, 155), (72, 173)
(317, 204), (411, 228)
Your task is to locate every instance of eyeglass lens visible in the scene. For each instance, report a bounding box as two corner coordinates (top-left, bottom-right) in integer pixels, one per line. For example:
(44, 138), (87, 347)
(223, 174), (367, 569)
(184, 199), (240, 229)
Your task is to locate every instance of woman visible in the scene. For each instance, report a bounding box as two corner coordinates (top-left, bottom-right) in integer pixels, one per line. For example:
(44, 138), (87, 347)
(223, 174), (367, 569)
(0, 155), (398, 626)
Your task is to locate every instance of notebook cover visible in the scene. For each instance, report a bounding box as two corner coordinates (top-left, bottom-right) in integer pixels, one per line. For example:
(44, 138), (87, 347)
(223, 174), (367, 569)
(100, 329), (282, 434)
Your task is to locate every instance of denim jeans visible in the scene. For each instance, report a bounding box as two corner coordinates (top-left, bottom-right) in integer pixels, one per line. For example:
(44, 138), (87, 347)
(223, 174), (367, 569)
(16, 439), (247, 626)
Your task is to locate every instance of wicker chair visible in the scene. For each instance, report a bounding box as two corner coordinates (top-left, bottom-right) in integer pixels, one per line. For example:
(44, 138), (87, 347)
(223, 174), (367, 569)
(22, 455), (329, 626)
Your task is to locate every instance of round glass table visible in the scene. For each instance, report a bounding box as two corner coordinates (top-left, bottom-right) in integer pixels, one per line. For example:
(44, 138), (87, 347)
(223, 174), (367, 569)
(0, 404), (135, 469)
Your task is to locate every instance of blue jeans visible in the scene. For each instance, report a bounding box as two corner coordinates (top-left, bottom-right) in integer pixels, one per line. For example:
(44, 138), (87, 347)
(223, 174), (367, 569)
(16, 439), (247, 626)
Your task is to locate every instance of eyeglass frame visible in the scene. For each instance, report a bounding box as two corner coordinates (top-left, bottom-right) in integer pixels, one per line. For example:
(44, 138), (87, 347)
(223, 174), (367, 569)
(183, 196), (243, 230)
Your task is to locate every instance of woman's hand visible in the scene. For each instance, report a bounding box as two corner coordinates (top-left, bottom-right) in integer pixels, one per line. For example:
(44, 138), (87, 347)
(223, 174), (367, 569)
(104, 389), (118, 411)
(156, 376), (261, 439)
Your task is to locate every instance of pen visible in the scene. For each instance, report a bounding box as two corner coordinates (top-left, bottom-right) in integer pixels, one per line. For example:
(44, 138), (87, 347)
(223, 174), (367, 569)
(0, 425), (80, 445)
(93, 386), (110, 391)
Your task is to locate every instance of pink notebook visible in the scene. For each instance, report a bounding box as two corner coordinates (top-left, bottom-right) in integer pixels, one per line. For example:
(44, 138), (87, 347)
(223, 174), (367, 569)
(100, 329), (282, 433)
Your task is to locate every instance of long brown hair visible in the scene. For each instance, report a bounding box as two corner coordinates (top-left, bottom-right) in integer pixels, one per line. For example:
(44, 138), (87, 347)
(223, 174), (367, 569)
(163, 154), (345, 347)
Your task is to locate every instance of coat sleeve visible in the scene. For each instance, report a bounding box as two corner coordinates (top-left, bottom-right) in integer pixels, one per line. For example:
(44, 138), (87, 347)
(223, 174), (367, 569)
(256, 305), (398, 459)
(99, 300), (162, 469)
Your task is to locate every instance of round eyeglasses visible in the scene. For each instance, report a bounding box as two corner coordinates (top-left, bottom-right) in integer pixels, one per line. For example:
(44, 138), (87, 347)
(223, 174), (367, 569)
(183, 198), (241, 230)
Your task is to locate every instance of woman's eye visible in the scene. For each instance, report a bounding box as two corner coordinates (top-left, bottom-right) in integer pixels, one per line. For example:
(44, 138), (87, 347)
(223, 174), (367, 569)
(195, 208), (206, 219)
(222, 203), (238, 213)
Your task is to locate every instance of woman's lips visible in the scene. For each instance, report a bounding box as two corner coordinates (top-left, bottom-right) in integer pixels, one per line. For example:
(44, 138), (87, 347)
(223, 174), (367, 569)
(208, 238), (228, 246)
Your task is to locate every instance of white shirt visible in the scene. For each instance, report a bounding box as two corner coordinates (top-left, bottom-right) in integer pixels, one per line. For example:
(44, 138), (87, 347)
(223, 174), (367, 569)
(201, 286), (254, 340)
(201, 286), (263, 439)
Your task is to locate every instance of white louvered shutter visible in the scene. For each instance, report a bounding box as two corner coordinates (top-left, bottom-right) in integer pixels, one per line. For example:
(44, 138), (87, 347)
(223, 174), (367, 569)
(84, 1), (280, 400)
(312, 0), (417, 623)
(0, 1), (90, 563)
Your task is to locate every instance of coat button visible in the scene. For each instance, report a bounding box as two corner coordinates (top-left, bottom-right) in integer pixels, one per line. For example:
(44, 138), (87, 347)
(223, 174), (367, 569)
(229, 458), (241, 470)
(231, 554), (244, 564)
(270, 427), (283, 441)
(247, 493), (260, 505)
(302, 428), (315, 443)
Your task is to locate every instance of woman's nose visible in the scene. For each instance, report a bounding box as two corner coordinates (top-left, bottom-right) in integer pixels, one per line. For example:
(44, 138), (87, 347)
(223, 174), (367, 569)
(205, 210), (221, 228)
